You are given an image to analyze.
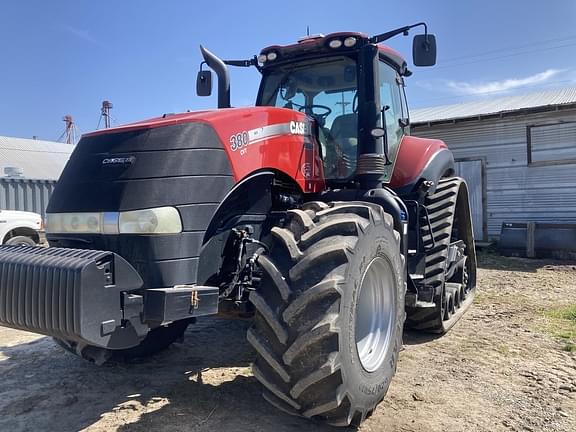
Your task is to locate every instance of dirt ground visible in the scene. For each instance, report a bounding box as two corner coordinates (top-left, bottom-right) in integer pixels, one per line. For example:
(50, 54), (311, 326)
(0, 253), (575, 432)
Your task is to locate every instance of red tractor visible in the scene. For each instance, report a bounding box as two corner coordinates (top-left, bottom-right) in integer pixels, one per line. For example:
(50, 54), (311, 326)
(0, 24), (475, 426)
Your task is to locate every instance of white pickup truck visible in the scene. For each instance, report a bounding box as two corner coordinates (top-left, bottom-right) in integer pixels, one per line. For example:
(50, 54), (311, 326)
(0, 210), (42, 246)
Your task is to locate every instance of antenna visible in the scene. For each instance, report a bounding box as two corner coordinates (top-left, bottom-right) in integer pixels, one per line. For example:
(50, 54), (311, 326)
(307, 25), (310, 36)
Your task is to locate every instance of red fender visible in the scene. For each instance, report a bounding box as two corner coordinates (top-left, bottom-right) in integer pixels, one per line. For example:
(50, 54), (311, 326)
(390, 135), (450, 190)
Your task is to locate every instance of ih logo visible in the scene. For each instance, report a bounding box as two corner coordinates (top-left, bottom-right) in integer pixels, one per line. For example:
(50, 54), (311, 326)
(290, 121), (308, 135)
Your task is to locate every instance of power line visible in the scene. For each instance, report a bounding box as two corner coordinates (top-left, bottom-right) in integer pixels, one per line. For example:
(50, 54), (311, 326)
(439, 34), (576, 64)
(410, 79), (576, 106)
(420, 41), (576, 70)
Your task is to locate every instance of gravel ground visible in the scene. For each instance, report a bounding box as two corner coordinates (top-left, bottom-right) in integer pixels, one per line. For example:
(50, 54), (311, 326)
(0, 253), (575, 432)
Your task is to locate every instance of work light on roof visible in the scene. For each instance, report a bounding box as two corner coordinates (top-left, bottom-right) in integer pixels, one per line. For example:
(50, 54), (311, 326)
(328, 39), (343, 49)
(344, 37), (357, 47)
(257, 54), (267, 64)
(266, 52), (278, 61)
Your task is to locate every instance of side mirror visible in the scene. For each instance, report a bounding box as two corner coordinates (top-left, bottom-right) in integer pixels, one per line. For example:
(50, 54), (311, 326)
(196, 70), (212, 96)
(412, 34), (437, 66)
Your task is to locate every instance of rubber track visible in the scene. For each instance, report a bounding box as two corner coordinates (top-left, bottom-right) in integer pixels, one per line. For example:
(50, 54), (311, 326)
(405, 177), (472, 332)
(248, 201), (400, 426)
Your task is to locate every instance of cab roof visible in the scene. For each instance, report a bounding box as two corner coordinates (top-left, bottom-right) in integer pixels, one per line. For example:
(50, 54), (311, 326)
(259, 31), (410, 76)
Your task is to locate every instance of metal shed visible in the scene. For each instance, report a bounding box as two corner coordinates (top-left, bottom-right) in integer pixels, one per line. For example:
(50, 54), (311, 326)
(0, 136), (74, 217)
(410, 87), (576, 242)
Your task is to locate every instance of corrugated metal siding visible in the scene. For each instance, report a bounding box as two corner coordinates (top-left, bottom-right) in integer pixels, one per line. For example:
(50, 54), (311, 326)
(0, 136), (73, 180)
(412, 109), (576, 238)
(0, 179), (56, 218)
(454, 160), (484, 240)
(411, 87), (576, 124)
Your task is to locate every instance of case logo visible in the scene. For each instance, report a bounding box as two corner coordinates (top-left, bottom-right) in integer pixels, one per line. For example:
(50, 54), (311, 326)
(290, 121), (308, 135)
(102, 156), (135, 166)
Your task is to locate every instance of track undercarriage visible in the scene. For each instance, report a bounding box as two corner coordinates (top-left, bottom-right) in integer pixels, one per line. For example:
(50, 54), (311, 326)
(405, 177), (477, 333)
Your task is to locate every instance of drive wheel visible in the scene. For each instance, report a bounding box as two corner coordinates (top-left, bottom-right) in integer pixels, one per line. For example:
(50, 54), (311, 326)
(248, 201), (405, 427)
(53, 320), (190, 365)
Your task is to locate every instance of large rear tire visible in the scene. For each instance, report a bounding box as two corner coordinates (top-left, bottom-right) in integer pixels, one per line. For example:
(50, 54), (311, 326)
(53, 320), (190, 365)
(249, 201), (405, 427)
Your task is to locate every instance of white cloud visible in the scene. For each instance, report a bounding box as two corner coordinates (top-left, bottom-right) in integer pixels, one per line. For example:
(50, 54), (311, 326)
(62, 26), (102, 47)
(445, 69), (563, 95)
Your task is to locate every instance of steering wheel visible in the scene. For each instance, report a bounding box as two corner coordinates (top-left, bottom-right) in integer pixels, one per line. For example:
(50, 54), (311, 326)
(299, 104), (332, 126)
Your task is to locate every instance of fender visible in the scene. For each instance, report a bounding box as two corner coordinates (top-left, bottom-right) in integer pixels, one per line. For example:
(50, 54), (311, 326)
(197, 170), (303, 285)
(1, 221), (41, 244)
(203, 170), (276, 244)
(390, 135), (454, 195)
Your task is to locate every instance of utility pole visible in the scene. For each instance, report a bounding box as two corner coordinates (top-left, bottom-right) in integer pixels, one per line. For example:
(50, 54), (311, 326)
(100, 100), (113, 128)
(335, 93), (350, 115)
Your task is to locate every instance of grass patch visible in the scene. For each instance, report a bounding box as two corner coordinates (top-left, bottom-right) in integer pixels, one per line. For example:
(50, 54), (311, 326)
(547, 305), (576, 322)
(544, 305), (576, 349)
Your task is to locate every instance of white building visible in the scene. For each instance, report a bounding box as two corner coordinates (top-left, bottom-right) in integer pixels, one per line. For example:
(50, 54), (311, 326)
(411, 87), (576, 242)
(0, 136), (74, 217)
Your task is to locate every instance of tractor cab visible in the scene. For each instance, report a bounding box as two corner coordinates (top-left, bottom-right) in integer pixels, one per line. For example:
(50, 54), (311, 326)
(198, 25), (436, 187)
(256, 32), (412, 183)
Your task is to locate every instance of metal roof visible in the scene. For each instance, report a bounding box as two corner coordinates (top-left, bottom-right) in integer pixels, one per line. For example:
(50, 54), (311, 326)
(0, 136), (74, 180)
(411, 87), (576, 125)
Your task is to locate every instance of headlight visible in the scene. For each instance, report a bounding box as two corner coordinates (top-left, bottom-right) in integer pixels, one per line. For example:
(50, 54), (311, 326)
(119, 207), (182, 234)
(45, 213), (101, 234)
(46, 207), (182, 235)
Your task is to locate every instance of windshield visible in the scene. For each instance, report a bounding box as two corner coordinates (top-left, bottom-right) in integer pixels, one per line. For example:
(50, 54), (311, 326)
(258, 56), (358, 180)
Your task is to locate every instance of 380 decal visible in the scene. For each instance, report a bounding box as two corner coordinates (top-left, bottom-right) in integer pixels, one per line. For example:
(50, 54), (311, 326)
(229, 131), (249, 151)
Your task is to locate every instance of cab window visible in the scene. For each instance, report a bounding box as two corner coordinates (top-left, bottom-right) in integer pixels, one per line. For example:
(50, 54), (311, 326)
(258, 56), (359, 180)
(378, 61), (404, 165)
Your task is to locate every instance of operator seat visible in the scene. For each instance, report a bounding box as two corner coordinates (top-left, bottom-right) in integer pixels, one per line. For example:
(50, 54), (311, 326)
(328, 113), (358, 178)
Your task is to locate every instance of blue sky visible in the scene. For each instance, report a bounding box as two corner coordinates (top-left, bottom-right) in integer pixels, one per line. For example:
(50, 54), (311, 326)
(1, 1), (575, 141)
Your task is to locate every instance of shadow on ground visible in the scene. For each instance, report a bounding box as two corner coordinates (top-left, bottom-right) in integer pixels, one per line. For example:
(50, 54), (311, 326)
(403, 330), (442, 346)
(476, 251), (575, 273)
(0, 319), (344, 432)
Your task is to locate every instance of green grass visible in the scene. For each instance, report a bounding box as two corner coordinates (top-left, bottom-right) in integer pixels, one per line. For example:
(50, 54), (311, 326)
(544, 305), (576, 350)
(547, 305), (576, 322)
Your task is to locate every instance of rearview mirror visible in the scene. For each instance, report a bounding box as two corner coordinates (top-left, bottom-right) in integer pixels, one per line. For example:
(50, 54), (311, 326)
(196, 70), (212, 96)
(412, 34), (437, 67)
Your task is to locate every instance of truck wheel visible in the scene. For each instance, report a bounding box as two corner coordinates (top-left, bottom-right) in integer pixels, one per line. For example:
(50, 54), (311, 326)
(53, 320), (189, 365)
(249, 201), (405, 427)
(5, 235), (36, 246)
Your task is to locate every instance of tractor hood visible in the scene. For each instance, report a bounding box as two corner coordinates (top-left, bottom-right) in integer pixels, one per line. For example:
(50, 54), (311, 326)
(82, 107), (324, 193)
(46, 106), (324, 289)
